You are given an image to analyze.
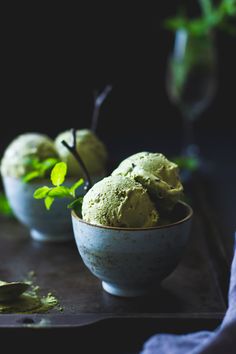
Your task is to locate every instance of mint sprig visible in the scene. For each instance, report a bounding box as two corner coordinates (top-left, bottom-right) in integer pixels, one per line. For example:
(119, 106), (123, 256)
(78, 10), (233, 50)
(50, 161), (67, 186)
(33, 162), (84, 210)
(23, 157), (59, 183)
(165, 0), (236, 36)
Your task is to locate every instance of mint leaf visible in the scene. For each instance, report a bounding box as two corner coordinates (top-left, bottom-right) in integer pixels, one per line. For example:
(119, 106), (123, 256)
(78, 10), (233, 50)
(34, 186), (51, 199)
(40, 158), (59, 173)
(24, 157), (40, 169)
(69, 178), (84, 197)
(68, 196), (84, 214)
(51, 162), (67, 186)
(33, 161), (85, 211)
(22, 157), (59, 183)
(48, 186), (72, 198)
(199, 0), (213, 18)
(164, 17), (189, 31)
(23, 171), (42, 183)
(188, 18), (210, 35)
(45, 196), (54, 210)
(164, 0), (236, 36)
(220, 0), (236, 16)
(0, 192), (13, 217)
(172, 156), (199, 172)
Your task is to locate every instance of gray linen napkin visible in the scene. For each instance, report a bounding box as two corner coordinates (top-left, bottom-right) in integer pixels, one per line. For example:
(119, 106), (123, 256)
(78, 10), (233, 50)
(140, 234), (236, 354)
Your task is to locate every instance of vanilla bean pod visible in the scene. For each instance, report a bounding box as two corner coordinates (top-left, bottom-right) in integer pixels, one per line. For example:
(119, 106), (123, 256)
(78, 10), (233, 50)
(61, 128), (92, 191)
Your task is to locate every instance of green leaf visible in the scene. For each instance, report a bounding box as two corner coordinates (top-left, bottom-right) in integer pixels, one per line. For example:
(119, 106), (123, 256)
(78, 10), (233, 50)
(45, 196), (54, 210)
(48, 186), (72, 198)
(51, 162), (67, 186)
(164, 17), (189, 31)
(164, 0), (236, 36)
(172, 156), (199, 172)
(69, 178), (84, 197)
(220, 0), (236, 16)
(188, 18), (210, 35)
(22, 171), (42, 183)
(40, 158), (59, 173)
(22, 157), (59, 183)
(199, 0), (213, 18)
(33, 186), (51, 199)
(0, 192), (13, 217)
(23, 157), (40, 169)
(68, 196), (84, 215)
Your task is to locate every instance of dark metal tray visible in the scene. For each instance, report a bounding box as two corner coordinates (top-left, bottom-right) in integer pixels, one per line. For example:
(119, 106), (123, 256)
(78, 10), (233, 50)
(0, 176), (230, 330)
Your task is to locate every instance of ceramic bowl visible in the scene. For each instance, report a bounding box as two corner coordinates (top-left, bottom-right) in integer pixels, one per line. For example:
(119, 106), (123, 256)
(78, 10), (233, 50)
(2, 174), (104, 242)
(72, 201), (193, 297)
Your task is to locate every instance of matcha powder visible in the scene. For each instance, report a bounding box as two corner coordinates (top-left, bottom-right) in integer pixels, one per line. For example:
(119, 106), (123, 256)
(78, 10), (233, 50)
(0, 272), (62, 314)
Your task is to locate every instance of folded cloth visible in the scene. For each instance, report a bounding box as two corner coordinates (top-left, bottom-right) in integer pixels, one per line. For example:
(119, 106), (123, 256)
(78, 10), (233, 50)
(140, 234), (236, 354)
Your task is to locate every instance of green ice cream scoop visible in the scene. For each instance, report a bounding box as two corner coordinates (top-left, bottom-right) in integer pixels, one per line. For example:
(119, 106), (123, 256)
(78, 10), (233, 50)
(0, 133), (58, 178)
(54, 129), (108, 178)
(82, 175), (159, 228)
(112, 152), (183, 211)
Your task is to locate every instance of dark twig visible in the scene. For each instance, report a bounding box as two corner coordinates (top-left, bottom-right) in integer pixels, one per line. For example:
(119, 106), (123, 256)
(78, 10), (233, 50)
(91, 85), (112, 132)
(61, 128), (92, 192)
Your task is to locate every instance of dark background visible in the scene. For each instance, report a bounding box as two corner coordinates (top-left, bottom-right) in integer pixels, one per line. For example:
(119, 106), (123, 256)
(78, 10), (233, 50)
(1, 1), (236, 161)
(1, 4), (235, 351)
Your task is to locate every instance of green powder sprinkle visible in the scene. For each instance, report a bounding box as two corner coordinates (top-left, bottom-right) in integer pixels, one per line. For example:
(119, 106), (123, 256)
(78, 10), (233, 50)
(0, 272), (62, 314)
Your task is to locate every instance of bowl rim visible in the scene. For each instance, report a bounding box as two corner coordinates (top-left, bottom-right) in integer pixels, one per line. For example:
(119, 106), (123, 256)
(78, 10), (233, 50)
(71, 201), (193, 231)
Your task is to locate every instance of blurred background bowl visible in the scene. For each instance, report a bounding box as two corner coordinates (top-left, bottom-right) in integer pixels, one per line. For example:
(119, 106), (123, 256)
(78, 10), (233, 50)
(2, 173), (105, 242)
(2, 176), (74, 242)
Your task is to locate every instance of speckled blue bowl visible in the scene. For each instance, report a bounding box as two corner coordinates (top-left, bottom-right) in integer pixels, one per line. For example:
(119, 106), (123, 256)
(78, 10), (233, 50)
(2, 174), (104, 242)
(72, 201), (193, 297)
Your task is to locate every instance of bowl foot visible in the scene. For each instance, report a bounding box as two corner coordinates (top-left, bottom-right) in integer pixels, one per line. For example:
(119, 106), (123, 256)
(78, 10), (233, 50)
(30, 229), (73, 242)
(102, 281), (150, 297)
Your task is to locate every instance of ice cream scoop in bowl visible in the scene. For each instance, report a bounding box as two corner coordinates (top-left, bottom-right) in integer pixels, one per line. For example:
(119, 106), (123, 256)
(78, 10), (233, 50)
(71, 172), (193, 297)
(2, 176), (76, 242)
(0, 89), (111, 242)
(0, 132), (72, 242)
(72, 200), (193, 297)
(0, 131), (107, 242)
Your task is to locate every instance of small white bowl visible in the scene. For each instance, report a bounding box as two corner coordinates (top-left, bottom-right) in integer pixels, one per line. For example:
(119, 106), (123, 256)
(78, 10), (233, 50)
(72, 201), (193, 297)
(2, 174), (104, 242)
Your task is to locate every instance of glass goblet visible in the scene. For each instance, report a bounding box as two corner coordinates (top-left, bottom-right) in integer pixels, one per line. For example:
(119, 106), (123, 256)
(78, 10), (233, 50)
(166, 29), (217, 176)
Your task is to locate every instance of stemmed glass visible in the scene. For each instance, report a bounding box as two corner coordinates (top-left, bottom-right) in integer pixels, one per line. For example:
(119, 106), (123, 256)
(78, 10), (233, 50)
(166, 29), (217, 177)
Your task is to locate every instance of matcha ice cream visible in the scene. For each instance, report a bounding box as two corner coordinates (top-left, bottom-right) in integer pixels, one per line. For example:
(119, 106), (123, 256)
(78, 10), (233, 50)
(112, 152), (183, 211)
(55, 129), (107, 178)
(0, 133), (58, 178)
(82, 175), (159, 228)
